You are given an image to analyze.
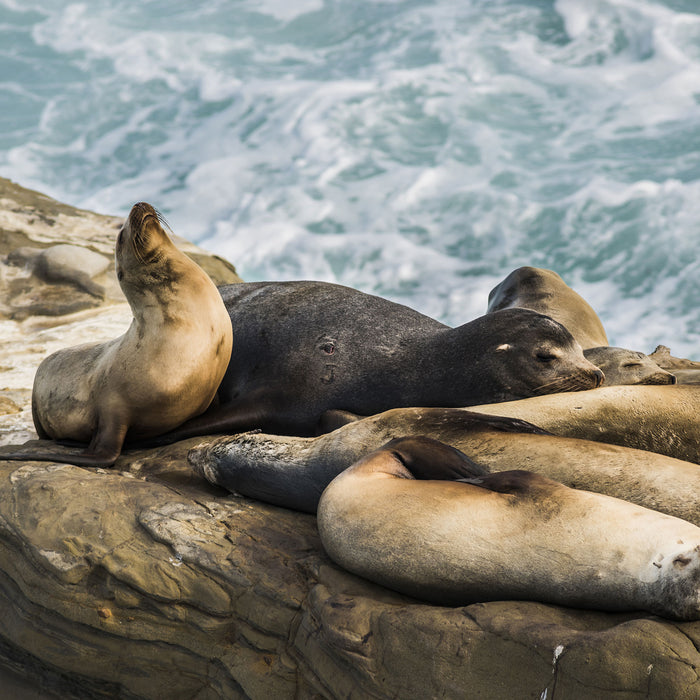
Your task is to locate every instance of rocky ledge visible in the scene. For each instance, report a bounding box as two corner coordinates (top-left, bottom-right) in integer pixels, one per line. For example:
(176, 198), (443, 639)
(0, 178), (699, 699)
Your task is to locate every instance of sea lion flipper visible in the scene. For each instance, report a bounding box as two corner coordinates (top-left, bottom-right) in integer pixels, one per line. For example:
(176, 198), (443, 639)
(0, 416), (126, 468)
(0, 445), (120, 468)
(317, 409), (363, 434)
(143, 398), (278, 447)
(188, 435), (327, 514)
(459, 411), (552, 435)
(384, 436), (488, 480)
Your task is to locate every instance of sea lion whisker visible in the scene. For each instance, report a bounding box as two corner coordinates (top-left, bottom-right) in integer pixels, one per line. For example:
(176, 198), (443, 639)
(531, 375), (579, 394)
(154, 207), (173, 233)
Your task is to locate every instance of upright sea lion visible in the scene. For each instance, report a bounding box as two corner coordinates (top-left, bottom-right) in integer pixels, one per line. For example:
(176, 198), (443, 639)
(487, 266), (608, 349)
(148, 280), (602, 442)
(583, 347), (676, 385)
(188, 407), (700, 523)
(0, 202), (233, 467)
(317, 437), (700, 619)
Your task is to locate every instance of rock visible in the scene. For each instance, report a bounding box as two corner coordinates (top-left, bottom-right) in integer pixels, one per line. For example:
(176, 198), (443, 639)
(2, 441), (700, 699)
(0, 178), (700, 698)
(0, 177), (243, 321)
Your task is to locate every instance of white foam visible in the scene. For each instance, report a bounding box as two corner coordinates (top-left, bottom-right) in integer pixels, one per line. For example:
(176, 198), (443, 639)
(2, 0), (700, 356)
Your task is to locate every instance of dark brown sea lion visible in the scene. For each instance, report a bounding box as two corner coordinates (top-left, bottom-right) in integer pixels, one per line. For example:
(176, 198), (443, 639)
(149, 280), (602, 443)
(0, 203), (233, 467)
(317, 437), (700, 620)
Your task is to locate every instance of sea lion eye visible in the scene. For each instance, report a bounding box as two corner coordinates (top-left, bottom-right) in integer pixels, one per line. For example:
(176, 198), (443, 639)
(622, 362), (642, 368)
(536, 352), (557, 362)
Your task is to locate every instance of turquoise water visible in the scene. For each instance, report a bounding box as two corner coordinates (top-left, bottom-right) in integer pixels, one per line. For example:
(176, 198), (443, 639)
(2, 0), (700, 354)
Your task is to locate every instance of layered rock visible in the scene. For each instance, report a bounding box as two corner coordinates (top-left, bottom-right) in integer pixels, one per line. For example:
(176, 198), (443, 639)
(1, 178), (699, 699)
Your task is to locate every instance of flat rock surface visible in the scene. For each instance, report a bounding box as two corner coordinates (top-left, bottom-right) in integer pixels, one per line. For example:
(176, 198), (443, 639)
(1, 178), (699, 699)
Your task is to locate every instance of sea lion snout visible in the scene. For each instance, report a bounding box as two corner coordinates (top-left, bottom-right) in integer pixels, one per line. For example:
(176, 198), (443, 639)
(592, 367), (604, 388)
(129, 201), (158, 223)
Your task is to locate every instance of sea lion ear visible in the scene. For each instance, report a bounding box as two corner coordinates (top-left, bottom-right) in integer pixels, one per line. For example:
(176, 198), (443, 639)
(495, 344), (512, 352)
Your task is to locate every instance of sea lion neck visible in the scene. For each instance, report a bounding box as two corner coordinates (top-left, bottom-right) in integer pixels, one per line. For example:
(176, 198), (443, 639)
(123, 254), (198, 328)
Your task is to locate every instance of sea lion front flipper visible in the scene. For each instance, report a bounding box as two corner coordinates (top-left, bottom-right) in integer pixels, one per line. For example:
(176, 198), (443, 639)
(316, 409), (364, 434)
(129, 395), (282, 448)
(385, 436), (488, 480)
(0, 414), (127, 468)
(456, 410), (551, 435)
(0, 442), (123, 468)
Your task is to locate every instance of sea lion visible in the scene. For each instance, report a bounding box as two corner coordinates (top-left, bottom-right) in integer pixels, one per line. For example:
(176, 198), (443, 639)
(487, 266), (608, 349)
(317, 437), (700, 619)
(188, 412), (540, 512)
(583, 346), (676, 385)
(188, 407), (700, 523)
(648, 345), (700, 370)
(671, 370), (700, 385)
(470, 385), (700, 464)
(0, 202), (233, 467)
(148, 280), (602, 442)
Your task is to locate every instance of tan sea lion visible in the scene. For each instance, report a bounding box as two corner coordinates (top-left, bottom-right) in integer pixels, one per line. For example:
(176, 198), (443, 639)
(0, 202), (233, 467)
(188, 407), (700, 522)
(487, 266), (608, 349)
(671, 369), (700, 385)
(648, 345), (700, 370)
(583, 346), (676, 385)
(317, 437), (700, 619)
(470, 385), (700, 463)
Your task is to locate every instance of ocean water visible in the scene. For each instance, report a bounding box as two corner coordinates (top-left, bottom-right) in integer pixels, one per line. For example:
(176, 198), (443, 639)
(2, 0), (700, 355)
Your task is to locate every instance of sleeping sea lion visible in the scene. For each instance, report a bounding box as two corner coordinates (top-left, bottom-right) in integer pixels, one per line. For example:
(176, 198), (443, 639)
(147, 280), (602, 442)
(470, 385), (700, 464)
(583, 347), (676, 385)
(317, 437), (700, 620)
(188, 407), (700, 522)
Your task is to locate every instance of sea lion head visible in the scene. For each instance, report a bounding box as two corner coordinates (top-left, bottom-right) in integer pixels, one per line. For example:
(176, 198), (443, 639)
(486, 308), (604, 399)
(583, 346), (677, 386)
(115, 202), (174, 288)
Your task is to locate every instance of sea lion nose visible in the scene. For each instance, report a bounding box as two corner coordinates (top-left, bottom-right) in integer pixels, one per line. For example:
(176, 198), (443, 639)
(593, 368), (604, 388)
(670, 373), (678, 385)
